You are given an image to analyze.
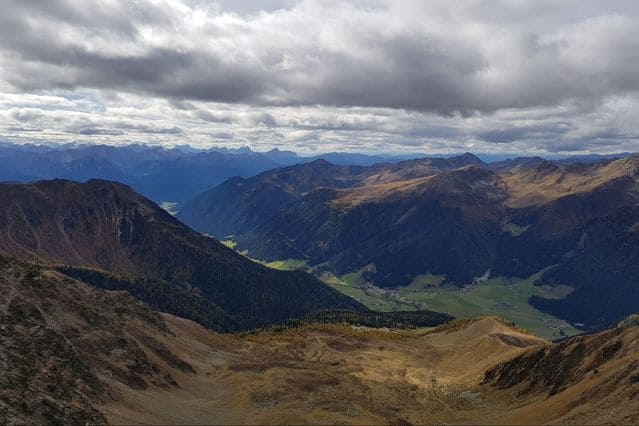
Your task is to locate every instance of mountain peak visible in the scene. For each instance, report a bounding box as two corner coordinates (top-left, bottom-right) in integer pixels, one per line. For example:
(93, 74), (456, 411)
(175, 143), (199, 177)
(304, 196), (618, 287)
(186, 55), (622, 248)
(447, 152), (485, 168)
(306, 158), (333, 166)
(610, 153), (639, 175)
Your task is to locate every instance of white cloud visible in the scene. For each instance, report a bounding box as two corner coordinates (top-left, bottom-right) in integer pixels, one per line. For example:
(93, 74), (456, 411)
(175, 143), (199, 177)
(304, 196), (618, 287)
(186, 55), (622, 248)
(0, 0), (638, 154)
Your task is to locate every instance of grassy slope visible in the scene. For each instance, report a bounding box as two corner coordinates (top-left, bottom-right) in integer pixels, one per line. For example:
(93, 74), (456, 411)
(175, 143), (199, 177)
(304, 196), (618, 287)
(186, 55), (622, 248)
(107, 316), (639, 425)
(313, 261), (578, 339)
(261, 259), (309, 271)
(401, 277), (579, 339)
(328, 271), (580, 340)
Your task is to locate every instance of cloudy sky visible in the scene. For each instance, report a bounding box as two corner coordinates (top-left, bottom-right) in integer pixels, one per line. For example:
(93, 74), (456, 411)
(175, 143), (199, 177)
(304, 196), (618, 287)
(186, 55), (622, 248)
(1, 0), (638, 155)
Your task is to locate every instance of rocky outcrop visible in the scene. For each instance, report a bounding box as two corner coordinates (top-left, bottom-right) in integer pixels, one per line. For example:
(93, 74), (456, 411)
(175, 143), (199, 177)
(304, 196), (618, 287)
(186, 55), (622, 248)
(0, 256), (191, 424)
(483, 325), (639, 397)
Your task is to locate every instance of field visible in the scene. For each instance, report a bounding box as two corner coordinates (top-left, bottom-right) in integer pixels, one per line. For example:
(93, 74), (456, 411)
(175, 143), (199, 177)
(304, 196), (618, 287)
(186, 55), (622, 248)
(321, 271), (410, 311)
(324, 268), (580, 340)
(399, 277), (579, 339)
(221, 239), (237, 249)
(217, 240), (580, 340)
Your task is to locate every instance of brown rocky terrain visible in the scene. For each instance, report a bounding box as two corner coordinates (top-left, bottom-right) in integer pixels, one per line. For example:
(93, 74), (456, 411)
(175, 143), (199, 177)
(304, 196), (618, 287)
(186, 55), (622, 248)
(98, 316), (639, 425)
(3, 255), (637, 424)
(484, 324), (639, 424)
(0, 255), (191, 424)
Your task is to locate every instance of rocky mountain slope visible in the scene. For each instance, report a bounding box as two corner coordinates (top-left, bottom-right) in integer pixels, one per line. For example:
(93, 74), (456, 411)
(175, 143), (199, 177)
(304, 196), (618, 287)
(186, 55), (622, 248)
(0, 255), (187, 424)
(483, 321), (639, 424)
(0, 180), (365, 331)
(3, 257), (636, 425)
(178, 153), (486, 237)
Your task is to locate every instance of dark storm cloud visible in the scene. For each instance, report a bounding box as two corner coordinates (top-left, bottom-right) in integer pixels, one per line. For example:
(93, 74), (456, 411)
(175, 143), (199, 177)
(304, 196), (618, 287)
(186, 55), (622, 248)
(88, 125), (183, 135)
(0, 0), (271, 103)
(477, 123), (573, 144)
(1, 0), (638, 115)
(78, 128), (125, 136)
(1, 0), (638, 154)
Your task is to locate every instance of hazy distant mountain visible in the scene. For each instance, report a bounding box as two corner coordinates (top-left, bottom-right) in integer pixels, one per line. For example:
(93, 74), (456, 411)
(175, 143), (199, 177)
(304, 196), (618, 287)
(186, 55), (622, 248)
(0, 143), (282, 203)
(0, 143), (437, 203)
(3, 141), (626, 206)
(180, 153), (639, 329)
(261, 147), (303, 165)
(264, 149), (431, 167)
(555, 152), (632, 164)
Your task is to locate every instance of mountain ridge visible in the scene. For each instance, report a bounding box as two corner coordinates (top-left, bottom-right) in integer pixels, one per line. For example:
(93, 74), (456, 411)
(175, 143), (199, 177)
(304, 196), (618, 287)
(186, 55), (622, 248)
(0, 179), (366, 331)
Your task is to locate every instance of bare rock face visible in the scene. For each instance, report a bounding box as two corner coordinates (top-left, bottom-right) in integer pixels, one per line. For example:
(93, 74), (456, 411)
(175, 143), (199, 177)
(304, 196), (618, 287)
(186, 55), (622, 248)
(483, 325), (639, 398)
(0, 256), (191, 424)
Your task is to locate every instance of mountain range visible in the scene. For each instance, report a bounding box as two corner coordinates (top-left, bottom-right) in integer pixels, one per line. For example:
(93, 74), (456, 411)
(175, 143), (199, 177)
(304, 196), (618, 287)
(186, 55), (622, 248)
(179, 153), (639, 330)
(0, 144), (637, 424)
(1, 142), (630, 205)
(0, 143), (280, 203)
(0, 143), (439, 204)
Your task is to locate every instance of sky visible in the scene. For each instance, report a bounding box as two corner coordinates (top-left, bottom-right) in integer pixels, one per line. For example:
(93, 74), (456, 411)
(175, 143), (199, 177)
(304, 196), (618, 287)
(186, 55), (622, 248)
(0, 0), (638, 155)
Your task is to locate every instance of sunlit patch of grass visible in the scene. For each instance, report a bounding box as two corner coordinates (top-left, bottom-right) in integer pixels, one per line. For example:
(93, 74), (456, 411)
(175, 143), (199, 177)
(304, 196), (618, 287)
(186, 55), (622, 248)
(340, 264), (376, 286)
(502, 221), (530, 236)
(218, 239), (307, 271)
(261, 259), (308, 271)
(159, 201), (179, 216)
(429, 316), (536, 337)
(221, 240), (237, 249)
(320, 266), (418, 312)
(325, 265), (580, 340)
(399, 274), (579, 340)
(618, 313), (639, 329)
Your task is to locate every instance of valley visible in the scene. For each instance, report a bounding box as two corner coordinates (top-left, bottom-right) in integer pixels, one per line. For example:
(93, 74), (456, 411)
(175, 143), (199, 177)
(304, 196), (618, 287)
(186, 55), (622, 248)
(181, 153), (639, 333)
(100, 316), (556, 425)
(217, 246), (580, 339)
(327, 271), (581, 340)
(0, 179), (366, 332)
